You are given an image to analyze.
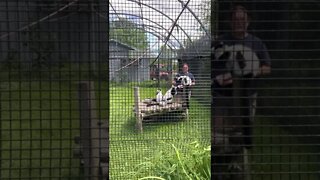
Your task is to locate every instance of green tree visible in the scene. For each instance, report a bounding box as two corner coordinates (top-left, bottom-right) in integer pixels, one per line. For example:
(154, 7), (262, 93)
(199, 0), (212, 31)
(110, 17), (148, 50)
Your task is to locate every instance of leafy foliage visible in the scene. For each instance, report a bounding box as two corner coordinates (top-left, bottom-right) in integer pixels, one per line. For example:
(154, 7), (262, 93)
(198, 0), (212, 31)
(110, 17), (148, 50)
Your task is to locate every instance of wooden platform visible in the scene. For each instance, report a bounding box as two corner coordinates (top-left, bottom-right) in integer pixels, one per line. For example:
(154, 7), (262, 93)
(139, 101), (184, 114)
(133, 87), (187, 132)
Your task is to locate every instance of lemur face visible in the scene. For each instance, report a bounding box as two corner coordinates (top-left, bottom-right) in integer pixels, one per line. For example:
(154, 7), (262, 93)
(171, 86), (177, 96)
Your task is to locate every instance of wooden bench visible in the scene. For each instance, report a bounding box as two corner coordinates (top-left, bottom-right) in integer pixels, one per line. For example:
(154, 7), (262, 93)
(133, 87), (188, 132)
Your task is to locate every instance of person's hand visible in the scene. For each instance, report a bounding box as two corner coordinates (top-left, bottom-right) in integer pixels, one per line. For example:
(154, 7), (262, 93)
(215, 73), (233, 86)
(257, 65), (271, 76)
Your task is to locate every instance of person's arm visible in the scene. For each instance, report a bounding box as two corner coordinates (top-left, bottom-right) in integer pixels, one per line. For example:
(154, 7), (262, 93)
(257, 42), (271, 76)
(190, 73), (195, 86)
(172, 80), (176, 86)
(215, 73), (233, 86)
(259, 65), (271, 75)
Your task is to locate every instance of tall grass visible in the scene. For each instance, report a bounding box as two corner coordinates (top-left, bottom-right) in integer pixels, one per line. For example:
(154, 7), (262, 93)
(127, 141), (211, 180)
(109, 85), (211, 179)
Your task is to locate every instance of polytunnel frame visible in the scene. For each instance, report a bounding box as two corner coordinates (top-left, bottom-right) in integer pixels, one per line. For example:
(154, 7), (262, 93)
(109, 0), (211, 70)
(109, 11), (182, 72)
(109, 12), (184, 50)
(127, 0), (211, 60)
(109, 1), (191, 51)
(128, 0), (210, 38)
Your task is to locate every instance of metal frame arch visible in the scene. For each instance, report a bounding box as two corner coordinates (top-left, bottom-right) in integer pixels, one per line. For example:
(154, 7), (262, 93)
(125, 0), (194, 45)
(123, 0), (204, 58)
(109, 12), (184, 49)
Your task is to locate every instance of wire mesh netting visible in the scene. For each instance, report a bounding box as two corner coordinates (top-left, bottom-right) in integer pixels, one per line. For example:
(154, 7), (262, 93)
(109, 0), (211, 179)
(0, 0), (320, 179)
(0, 0), (108, 179)
(212, 1), (320, 180)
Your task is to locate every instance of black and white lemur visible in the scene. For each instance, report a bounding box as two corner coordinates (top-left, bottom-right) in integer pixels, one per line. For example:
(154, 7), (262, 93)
(153, 75), (192, 105)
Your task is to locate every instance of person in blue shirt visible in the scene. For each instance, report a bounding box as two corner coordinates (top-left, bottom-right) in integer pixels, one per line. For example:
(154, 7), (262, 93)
(173, 63), (195, 109)
(212, 4), (271, 180)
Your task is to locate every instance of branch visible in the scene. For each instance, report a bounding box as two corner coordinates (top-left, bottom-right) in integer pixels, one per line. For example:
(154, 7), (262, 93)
(0, 0), (79, 40)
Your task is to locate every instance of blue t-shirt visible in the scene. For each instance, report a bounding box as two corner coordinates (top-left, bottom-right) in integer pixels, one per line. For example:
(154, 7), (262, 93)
(213, 33), (271, 96)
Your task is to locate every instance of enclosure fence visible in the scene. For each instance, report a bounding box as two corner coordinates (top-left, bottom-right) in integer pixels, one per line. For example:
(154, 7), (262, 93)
(0, 0), (108, 179)
(0, 0), (319, 180)
(109, 0), (211, 179)
(212, 1), (320, 180)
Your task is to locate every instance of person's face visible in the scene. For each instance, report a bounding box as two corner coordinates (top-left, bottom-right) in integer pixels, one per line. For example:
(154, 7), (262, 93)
(231, 8), (249, 35)
(182, 65), (188, 73)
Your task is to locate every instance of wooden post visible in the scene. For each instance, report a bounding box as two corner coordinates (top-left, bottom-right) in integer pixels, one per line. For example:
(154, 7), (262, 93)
(243, 148), (251, 180)
(98, 120), (109, 179)
(78, 81), (100, 180)
(134, 87), (143, 132)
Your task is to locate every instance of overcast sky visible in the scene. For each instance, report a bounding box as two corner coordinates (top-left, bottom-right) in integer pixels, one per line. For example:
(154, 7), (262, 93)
(109, 0), (210, 52)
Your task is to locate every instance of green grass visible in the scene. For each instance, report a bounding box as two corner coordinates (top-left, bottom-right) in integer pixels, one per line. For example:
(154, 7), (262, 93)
(110, 83), (320, 180)
(129, 141), (211, 180)
(250, 118), (320, 180)
(0, 81), (94, 179)
(109, 85), (211, 179)
(1, 79), (318, 179)
(0, 62), (108, 82)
